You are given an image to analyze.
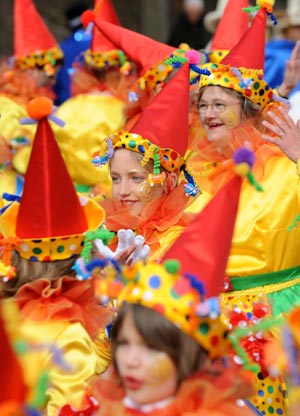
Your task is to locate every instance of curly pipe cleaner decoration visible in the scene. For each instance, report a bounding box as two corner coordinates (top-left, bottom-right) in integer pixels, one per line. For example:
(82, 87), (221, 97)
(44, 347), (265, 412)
(92, 138), (114, 167)
(165, 49), (211, 83)
(184, 170), (201, 197)
(233, 147), (263, 192)
(243, 1), (277, 25)
(231, 67), (253, 90)
(20, 97), (65, 127)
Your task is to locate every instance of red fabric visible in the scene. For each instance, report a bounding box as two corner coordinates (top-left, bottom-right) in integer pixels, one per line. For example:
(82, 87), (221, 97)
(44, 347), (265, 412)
(16, 118), (88, 238)
(90, 368), (254, 415)
(14, 276), (112, 339)
(162, 176), (242, 298)
(91, 0), (121, 52)
(221, 8), (266, 71)
(0, 304), (27, 405)
(130, 64), (190, 156)
(211, 0), (250, 51)
(14, 0), (57, 57)
(93, 19), (175, 75)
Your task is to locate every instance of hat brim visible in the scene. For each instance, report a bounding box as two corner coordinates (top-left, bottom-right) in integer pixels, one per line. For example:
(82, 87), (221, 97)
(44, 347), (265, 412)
(0, 197), (105, 261)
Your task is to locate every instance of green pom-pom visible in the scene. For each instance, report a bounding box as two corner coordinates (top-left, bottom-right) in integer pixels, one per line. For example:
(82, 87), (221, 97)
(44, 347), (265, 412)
(164, 260), (180, 274)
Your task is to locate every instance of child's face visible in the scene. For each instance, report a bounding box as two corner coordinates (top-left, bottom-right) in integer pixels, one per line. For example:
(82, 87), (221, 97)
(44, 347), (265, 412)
(115, 309), (178, 406)
(110, 149), (165, 216)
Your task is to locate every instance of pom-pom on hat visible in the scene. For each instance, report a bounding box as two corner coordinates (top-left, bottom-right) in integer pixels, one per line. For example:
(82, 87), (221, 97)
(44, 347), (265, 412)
(199, 2), (278, 109)
(207, 0), (250, 64)
(13, 0), (63, 75)
(92, 63), (199, 196)
(0, 97), (105, 264)
(82, 0), (126, 70)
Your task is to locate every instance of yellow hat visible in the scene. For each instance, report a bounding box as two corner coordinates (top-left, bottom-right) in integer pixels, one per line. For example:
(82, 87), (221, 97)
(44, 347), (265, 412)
(199, 4), (280, 109)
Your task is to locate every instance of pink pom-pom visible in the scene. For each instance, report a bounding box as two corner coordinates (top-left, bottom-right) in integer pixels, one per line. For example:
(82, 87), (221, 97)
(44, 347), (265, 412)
(185, 49), (200, 65)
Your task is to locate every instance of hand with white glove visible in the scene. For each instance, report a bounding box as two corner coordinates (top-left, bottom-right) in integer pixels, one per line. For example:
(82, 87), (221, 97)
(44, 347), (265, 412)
(94, 229), (150, 265)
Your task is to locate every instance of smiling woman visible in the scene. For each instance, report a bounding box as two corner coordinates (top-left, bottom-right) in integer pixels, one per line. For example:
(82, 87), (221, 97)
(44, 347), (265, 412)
(92, 64), (199, 262)
(187, 4), (300, 415)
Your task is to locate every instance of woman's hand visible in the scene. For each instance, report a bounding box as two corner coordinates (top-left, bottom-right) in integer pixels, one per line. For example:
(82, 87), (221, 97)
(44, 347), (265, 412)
(262, 106), (300, 163)
(277, 41), (300, 98)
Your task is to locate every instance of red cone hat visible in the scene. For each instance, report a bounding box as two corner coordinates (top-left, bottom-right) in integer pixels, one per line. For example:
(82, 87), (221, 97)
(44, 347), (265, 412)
(91, 0), (121, 53)
(210, 0), (250, 52)
(129, 63), (190, 156)
(14, 0), (59, 59)
(16, 101), (88, 239)
(162, 175), (242, 297)
(93, 18), (175, 74)
(221, 7), (267, 71)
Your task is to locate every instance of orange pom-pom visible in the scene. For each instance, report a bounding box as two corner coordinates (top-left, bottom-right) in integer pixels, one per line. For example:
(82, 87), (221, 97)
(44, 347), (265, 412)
(26, 97), (53, 120)
(81, 10), (95, 27)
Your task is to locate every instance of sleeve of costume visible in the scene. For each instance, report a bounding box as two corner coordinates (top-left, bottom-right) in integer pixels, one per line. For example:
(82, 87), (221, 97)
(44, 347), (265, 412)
(46, 322), (102, 416)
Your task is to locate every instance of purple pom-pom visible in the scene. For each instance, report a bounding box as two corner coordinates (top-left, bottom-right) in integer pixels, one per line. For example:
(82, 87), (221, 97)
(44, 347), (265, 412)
(233, 147), (255, 168)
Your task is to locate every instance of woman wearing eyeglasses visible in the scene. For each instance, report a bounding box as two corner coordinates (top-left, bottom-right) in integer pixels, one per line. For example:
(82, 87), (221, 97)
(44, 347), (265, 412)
(186, 5), (300, 416)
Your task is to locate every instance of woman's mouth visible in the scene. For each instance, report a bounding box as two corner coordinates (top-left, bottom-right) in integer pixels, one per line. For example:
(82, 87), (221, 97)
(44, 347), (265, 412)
(120, 200), (139, 207)
(206, 122), (223, 130)
(123, 376), (143, 390)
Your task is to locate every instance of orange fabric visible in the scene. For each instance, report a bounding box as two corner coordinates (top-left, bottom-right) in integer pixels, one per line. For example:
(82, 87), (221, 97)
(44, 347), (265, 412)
(101, 183), (196, 257)
(14, 276), (112, 339)
(71, 65), (137, 102)
(187, 108), (282, 194)
(0, 64), (56, 106)
(90, 369), (254, 415)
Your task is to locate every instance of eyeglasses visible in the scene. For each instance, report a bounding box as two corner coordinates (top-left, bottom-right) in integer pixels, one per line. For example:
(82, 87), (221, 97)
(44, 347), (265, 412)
(198, 100), (241, 115)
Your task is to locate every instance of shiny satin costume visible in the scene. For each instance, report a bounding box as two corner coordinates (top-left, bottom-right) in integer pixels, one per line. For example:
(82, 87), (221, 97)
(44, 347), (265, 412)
(3, 276), (112, 415)
(187, 120), (300, 415)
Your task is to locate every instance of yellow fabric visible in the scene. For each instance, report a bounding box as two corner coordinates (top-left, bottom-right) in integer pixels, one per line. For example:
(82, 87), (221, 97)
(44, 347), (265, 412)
(189, 154), (300, 277)
(149, 225), (185, 262)
(0, 96), (35, 144)
(53, 94), (126, 188)
(2, 301), (111, 416)
(0, 170), (20, 197)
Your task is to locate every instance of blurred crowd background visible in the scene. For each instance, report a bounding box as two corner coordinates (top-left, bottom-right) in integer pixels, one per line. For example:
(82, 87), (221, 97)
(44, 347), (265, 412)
(0, 0), (288, 58)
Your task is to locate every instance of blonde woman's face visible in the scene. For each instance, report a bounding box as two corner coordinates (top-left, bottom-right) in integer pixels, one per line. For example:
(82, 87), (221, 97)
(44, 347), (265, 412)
(198, 86), (242, 145)
(110, 149), (165, 216)
(115, 310), (178, 406)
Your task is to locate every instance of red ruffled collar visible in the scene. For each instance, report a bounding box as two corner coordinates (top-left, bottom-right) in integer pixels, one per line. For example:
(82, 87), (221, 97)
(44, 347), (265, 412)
(14, 276), (112, 339)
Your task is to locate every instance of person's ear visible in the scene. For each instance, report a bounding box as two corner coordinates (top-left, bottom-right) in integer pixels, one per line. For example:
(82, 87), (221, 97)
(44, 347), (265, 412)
(164, 173), (178, 194)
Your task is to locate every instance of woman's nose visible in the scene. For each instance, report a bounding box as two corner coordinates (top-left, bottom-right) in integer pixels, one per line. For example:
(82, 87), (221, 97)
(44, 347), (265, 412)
(119, 180), (130, 196)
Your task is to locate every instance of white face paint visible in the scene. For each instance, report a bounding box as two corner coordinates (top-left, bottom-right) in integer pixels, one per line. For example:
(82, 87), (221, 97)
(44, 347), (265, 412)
(198, 86), (242, 146)
(115, 310), (178, 406)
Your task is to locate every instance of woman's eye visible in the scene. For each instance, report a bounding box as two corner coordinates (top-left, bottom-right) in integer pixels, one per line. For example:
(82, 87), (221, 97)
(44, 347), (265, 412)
(198, 103), (207, 110)
(111, 176), (120, 183)
(215, 102), (225, 110)
(132, 176), (145, 182)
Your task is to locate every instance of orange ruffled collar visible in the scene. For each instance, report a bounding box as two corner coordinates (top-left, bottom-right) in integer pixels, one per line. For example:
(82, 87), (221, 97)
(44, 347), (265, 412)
(14, 276), (112, 339)
(101, 183), (197, 256)
(89, 368), (254, 416)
